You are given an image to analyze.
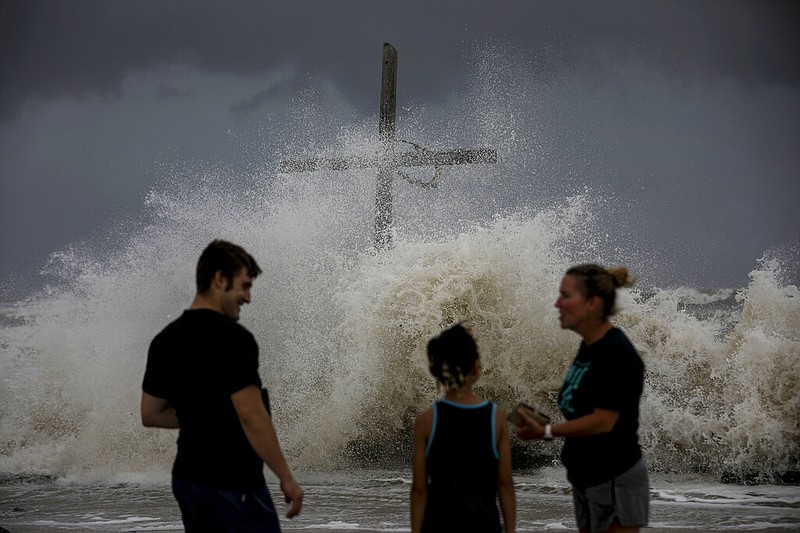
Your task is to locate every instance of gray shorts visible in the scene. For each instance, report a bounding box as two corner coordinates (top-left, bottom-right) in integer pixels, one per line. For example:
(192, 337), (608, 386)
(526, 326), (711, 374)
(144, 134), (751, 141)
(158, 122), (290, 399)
(572, 458), (649, 533)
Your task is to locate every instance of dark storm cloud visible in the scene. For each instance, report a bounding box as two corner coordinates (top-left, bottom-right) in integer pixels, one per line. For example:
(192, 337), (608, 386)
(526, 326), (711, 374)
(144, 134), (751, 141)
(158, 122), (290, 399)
(1, 0), (798, 297)
(2, 1), (798, 122)
(230, 87), (282, 117)
(156, 84), (194, 99)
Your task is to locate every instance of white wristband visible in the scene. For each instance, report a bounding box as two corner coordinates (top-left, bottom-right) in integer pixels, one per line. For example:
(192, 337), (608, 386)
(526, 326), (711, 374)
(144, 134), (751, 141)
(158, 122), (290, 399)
(543, 423), (553, 441)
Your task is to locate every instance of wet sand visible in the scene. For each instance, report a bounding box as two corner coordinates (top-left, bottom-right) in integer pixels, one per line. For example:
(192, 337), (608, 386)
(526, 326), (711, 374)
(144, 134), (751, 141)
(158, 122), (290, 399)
(0, 524), (798, 533)
(2, 472), (797, 532)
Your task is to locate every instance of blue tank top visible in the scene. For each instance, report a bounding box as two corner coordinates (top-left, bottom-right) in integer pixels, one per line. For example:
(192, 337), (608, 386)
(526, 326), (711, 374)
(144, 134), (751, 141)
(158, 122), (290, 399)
(422, 400), (502, 533)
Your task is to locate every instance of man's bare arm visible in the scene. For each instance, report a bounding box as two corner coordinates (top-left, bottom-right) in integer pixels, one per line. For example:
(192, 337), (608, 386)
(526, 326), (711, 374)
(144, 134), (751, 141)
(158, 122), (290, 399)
(231, 384), (304, 518)
(141, 391), (179, 428)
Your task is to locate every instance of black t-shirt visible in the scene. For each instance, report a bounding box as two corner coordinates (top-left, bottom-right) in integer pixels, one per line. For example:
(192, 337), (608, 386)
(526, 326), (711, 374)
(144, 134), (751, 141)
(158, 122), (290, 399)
(142, 309), (265, 491)
(557, 327), (644, 488)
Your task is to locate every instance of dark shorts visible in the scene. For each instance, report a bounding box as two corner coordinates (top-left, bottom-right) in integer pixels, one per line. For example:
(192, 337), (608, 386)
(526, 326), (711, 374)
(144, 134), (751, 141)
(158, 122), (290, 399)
(172, 476), (280, 533)
(571, 458), (649, 533)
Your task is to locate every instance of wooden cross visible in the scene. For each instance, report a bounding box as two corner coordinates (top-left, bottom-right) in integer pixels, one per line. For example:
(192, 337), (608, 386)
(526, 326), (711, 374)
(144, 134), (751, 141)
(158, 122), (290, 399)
(279, 42), (497, 250)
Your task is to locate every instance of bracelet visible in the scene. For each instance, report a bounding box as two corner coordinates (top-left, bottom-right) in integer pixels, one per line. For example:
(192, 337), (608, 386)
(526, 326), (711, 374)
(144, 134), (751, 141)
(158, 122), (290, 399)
(543, 423), (553, 441)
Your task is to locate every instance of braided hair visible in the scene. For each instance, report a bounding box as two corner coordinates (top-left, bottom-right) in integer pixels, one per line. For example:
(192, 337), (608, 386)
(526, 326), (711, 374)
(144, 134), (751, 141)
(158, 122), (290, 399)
(427, 323), (479, 393)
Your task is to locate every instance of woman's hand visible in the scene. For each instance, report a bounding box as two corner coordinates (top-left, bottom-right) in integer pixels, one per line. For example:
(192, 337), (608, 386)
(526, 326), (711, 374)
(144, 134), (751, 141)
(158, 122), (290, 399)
(516, 408), (621, 441)
(514, 406), (546, 440)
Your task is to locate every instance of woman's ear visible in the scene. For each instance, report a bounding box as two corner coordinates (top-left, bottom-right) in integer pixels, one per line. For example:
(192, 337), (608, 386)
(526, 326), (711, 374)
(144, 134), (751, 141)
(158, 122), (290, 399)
(587, 294), (603, 315)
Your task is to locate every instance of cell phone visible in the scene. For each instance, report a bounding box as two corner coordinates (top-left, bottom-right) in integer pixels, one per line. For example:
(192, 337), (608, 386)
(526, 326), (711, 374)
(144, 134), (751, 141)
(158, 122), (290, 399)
(507, 403), (551, 426)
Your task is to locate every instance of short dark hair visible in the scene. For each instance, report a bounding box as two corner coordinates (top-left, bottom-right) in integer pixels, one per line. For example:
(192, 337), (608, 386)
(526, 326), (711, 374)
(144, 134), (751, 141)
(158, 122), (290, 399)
(427, 323), (479, 391)
(196, 240), (262, 293)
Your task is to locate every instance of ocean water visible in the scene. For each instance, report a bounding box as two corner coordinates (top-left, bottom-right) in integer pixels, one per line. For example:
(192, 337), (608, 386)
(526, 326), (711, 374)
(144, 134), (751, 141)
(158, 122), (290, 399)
(1, 74), (799, 530)
(1, 196), (798, 530)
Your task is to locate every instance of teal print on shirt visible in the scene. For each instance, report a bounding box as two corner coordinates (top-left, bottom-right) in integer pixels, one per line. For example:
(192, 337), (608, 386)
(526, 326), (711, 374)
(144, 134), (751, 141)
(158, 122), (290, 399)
(559, 361), (591, 414)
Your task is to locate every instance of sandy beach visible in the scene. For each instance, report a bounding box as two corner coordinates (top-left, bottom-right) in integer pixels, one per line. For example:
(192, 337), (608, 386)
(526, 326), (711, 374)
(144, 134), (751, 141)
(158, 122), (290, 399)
(2, 469), (798, 533)
(0, 525), (798, 533)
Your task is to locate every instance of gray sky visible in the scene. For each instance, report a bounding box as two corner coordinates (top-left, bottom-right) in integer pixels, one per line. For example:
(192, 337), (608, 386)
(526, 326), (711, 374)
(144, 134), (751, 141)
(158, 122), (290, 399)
(1, 0), (798, 297)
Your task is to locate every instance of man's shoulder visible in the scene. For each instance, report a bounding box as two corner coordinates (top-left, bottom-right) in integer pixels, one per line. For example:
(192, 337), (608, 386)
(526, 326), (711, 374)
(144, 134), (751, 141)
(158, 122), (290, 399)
(151, 309), (254, 344)
(157, 309), (247, 331)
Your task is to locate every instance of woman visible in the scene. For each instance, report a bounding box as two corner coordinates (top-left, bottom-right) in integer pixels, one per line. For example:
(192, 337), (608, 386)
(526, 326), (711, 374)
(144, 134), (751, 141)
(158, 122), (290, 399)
(411, 323), (516, 533)
(515, 264), (648, 533)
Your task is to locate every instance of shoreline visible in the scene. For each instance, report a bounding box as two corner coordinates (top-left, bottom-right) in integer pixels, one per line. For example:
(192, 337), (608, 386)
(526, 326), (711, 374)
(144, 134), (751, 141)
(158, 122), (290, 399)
(2, 470), (797, 533)
(0, 523), (797, 533)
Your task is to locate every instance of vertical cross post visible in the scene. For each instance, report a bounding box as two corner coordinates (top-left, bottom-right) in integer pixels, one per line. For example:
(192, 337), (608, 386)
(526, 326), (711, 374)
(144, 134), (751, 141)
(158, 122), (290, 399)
(376, 43), (397, 250)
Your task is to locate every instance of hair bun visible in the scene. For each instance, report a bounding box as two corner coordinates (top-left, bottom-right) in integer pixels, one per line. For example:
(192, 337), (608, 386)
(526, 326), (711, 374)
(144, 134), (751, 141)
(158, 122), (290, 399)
(608, 267), (636, 288)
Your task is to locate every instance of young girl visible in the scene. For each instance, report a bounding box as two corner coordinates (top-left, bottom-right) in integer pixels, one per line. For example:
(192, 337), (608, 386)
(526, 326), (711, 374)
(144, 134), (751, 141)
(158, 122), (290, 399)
(410, 324), (516, 533)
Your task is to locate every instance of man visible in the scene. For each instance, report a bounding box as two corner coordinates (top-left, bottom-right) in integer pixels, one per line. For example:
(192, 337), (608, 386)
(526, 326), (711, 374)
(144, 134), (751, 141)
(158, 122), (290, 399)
(142, 239), (303, 532)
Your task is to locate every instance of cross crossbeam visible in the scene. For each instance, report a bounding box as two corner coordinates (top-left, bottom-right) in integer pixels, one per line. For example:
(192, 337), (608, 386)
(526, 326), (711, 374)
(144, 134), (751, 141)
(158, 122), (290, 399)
(278, 147), (497, 173)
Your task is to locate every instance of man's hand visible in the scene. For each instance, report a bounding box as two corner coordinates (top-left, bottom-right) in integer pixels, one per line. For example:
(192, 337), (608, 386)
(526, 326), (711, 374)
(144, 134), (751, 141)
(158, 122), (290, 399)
(280, 477), (304, 518)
